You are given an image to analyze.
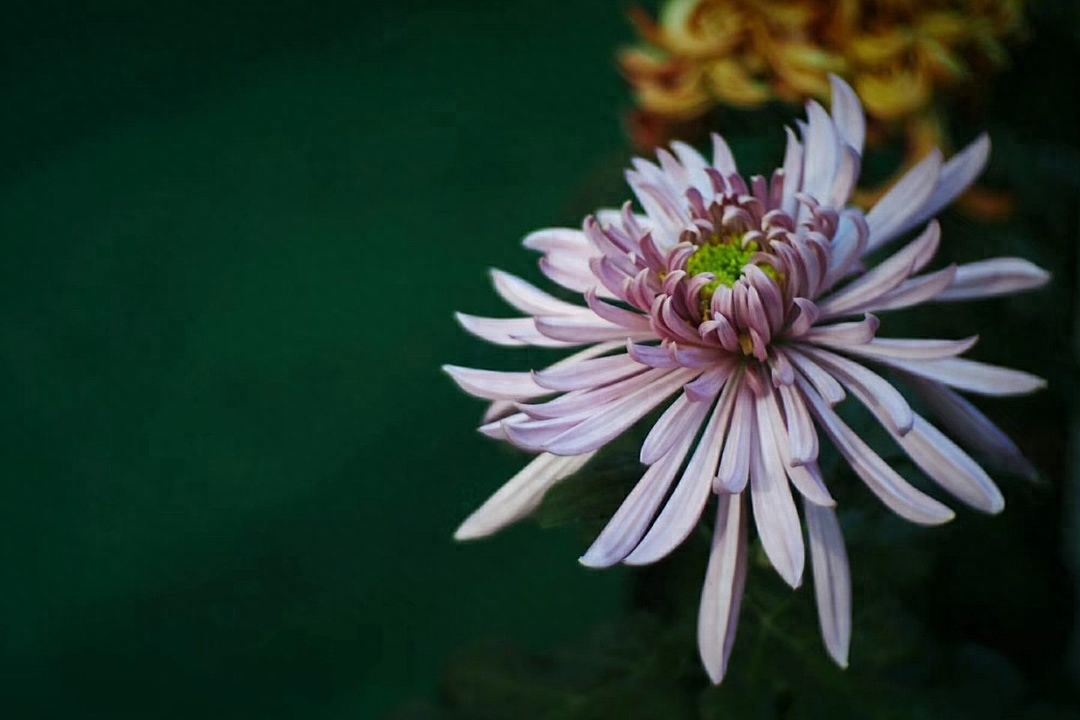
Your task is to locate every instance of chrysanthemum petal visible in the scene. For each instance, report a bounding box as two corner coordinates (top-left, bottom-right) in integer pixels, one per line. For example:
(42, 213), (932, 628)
(534, 315), (650, 344)
(819, 221), (939, 318)
(899, 416), (1005, 514)
(805, 501), (851, 668)
(798, 346), (914, 435)
(799, 378), (954, 525)
(580, 404), (710, 568)
(532, 353), (645, 392)
(870, 356), (1046, 396)
(828, 75), (865, 156)
(443, 366), (551, 401)
(893, 134), (991, 241)
(864, 150), (942, 253)
(698, 494), (748, 684)
(490, 269), (584, 315)
(935, 258), (1051, 301)
(833, 335), (978, 362)
(715, 379), (753, 492)
(455, 313), (575, 348)
(752, 393), (806, 588)
(903, 375), (1037, 479)
(455, 451), (595, 540)
(625, 379), (739, 565)
(778, 383), (818, 466)
(541, 368), (699, 455)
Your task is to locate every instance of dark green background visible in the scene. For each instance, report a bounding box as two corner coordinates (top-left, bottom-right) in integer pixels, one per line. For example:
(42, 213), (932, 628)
(0, 2), (637, 717)
(1, 2), (1077, 719)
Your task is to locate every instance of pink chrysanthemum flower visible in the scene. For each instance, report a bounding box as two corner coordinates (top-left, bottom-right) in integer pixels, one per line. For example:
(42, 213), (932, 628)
(444, 77), (1049, 682)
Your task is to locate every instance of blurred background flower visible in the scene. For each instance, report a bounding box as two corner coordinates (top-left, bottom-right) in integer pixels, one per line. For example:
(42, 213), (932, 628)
(622, 0), (1029, 215)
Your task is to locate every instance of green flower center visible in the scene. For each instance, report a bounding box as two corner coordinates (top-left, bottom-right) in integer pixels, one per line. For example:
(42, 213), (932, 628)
(686, 239), (778, 310)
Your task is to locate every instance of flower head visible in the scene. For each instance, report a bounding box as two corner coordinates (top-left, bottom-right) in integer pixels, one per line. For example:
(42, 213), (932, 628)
(445, 77), (1048, 682)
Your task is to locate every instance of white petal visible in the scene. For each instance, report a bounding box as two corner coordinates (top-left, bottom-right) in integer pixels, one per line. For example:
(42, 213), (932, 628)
(698, 494), (749, 684)
(799, 346), (914, 435)
(805, 501), (851, 668)
(835, 336), (978, 362)
(455, 451), (595, 540)
(455, 313), (575, 348)
(534, 315), (649, 344)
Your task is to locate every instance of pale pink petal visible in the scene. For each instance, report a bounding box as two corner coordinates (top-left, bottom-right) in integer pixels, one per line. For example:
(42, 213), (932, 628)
(455, 451), (595, 540)
(864, 150), (942, 253)
(798, 346), (914, 435)
(798, 377), (954, 524)
(535, 315), (651, 344)
(891, 134), (991, 239)
(443, 365), (551, 401)
(903, 375), (1037, 479)
(490, 269), (584, 315)
(752, 393), (806, 588)
(625, 380), (740, 565)
(898, 416), (1004, 514)
(935, 258), (1051, 301)
(715, 378), (753, 492)
(579, 404), (710, 567)
(857, 265), (957, 314)
(828, 75), (865, 155)
(826, 336), (977, 362)
(778, 383), (818, 466)
(698, 494), (749, 684)
(532, 353), (646, 392)
(804, 500), (851, 668)
(542, 368), (699, 455)
(868, 356), (1046, 397)
(455, 313), (575, 348)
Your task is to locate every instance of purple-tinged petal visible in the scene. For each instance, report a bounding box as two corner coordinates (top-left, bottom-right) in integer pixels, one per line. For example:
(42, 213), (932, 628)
(625, 379), (740, 565)
(490, 269), (583, 315)
(580, 403), (710, 567)
(532, 353), (645, 392)
(891, 134), (991, 240)
(785, 348), (846, 405)
(715, 377), (753, 493)
(456, 313), (575, 348)
(698, 494), (748, 684)
(443, 365), (551, 401)
(455, 451), (595, 540)
(935, 258), (1051, 301)
(800, 101), (840, 204)
(818, 222), (939, 318)
(685, 361), (735, 402)
(903, 375), (1037, 479)
(535, 315), (648, 344)
(799, 346), (914, 435)
(898, 416), (1004, 514)
(864, 150), (942, 253)
(858, 265), (957, 314)
(751, 392), (806, 588)
(799, 377), (954, 525)
(828, 75), (865, 156)
(584, 289), (653, 331)
(711, 133), (738, 175)
(869, 356), (1046, 397)
(804, 314), (880, 346)
(781, 127), (804, 216)
(778, 383), (818, 466)
(834, 336), (978, 362)
(804, 500), (851, 668)
(542, 368), (699, 455)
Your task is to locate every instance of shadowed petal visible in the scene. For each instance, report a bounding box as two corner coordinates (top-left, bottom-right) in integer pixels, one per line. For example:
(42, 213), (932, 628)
(698, 494), (749, 684)
(805, 501), (851, 668)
